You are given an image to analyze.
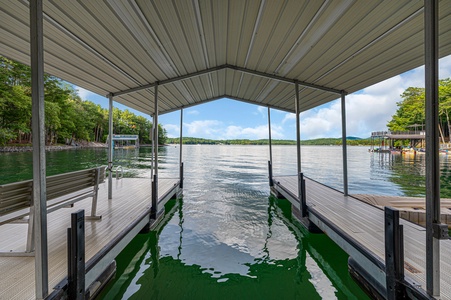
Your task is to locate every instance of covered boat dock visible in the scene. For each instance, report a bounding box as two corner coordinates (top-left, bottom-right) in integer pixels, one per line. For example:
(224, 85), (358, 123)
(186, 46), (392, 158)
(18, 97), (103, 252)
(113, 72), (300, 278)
(0, 0), (451, 299)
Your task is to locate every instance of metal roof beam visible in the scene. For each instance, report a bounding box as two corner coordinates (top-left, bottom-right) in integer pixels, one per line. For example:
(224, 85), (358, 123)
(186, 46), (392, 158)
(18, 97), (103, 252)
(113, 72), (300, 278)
(226, 64), (343, 94)
(111, 65), (228, 97)
(111, 64), (343, 98)
(160, 94), (293, 116)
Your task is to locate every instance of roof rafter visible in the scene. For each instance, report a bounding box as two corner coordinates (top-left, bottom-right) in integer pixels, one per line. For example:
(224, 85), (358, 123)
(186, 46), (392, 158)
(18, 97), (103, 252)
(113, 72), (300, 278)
(110, 64), (343, 98)
(159, 94), (294, 115)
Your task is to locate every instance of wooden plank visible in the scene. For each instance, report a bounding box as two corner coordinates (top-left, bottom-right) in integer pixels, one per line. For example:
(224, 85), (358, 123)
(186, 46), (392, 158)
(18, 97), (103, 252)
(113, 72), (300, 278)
(0, 177), (179, 300)
(273, 175), (451, 299)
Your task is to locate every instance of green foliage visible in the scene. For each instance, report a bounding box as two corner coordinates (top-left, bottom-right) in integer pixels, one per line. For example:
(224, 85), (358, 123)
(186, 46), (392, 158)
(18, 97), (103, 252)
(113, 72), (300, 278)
(388, 79), (451, 142)
(0, 128), (15, 146)
(387, 87), (425, 131)
(0, 56), (166, 146)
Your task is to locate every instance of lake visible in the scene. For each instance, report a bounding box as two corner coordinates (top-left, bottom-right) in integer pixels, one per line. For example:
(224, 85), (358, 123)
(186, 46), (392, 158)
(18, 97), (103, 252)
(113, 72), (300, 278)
(1, 145), (450, 299)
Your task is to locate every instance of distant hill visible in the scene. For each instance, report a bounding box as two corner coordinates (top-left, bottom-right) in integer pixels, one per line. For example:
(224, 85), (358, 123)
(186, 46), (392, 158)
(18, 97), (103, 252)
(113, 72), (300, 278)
(346, 136), (361, 140)
(166, 136), (372, 146)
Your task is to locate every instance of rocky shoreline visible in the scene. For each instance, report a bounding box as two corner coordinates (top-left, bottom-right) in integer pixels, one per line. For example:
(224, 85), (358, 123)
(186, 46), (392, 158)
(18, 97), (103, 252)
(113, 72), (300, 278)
(0, 142), (107, 153)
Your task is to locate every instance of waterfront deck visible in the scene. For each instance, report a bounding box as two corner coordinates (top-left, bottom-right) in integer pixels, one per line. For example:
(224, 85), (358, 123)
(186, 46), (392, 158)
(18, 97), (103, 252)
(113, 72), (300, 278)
(272, 175), (451, 299)
(0, 177), (180, 300)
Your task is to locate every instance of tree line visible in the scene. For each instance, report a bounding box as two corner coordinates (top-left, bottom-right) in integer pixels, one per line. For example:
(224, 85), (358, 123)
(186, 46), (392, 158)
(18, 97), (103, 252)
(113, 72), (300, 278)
(388, 78), (451, 143)
(166, 137), (373, 146)
(0, 56), (166, 146)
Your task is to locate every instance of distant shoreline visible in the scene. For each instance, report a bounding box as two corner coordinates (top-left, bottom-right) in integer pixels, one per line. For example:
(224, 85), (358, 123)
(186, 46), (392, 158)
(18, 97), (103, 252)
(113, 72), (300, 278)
(166, 136), (371, 146)
(0, 142), (107, 153)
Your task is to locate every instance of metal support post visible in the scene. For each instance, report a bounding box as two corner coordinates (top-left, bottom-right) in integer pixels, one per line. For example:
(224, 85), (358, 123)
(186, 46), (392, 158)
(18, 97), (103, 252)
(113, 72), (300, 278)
(268, 107), (274, 187)
(107, 94), (113, 199)
(67, 210), (85, 300)
(151, 85), (159, 218)
(341, 92), (349, 196)
(424, 0), (447, 297)
(179, 108), (183, 188)
(384, 207), (405, 300)
(299, 173), (307, 218)
(295, 82), (301, 177)
(30, 0), (48, 297)
(268, 161), (274, 187)
(151, 175), (158, 219)
(154, 85), (159, 178)
(89, 167), (101, 219)
(295, 82), (302, 205)
(180, 162), (184, 189)
(151, 113), (154, 181)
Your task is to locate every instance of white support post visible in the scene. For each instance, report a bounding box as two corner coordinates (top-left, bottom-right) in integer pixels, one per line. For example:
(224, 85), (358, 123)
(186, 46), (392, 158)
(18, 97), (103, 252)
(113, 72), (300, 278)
(30, 0), (48, 298)
(108, 94), (113, 199)
(425, 0), (442, 297)
(341, 92), (349, 196)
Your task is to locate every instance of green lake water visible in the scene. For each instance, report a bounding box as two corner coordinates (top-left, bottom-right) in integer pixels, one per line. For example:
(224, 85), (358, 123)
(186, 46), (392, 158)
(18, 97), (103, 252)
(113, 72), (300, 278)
(1, 145), (451, 299)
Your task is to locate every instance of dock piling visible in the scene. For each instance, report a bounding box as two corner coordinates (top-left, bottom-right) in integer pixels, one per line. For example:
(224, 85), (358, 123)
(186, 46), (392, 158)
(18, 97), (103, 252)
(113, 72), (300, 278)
(67, 210), (85, 300)
(180, 162), (184, 189)
(268, 161), (273, 187)
(299, 173), (307, 218)
(151, 175), (158, 219)
(384, 207), (405, 300)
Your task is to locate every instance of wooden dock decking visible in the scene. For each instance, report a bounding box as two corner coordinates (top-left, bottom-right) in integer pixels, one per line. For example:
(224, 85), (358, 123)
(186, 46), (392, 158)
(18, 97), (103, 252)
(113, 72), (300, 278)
(272, 175), (451, 300)
(0, 177), (180, 300)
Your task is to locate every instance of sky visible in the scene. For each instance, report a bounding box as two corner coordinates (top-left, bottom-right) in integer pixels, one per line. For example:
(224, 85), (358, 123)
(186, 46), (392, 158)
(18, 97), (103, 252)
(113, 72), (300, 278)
(77, 55), (451, 141)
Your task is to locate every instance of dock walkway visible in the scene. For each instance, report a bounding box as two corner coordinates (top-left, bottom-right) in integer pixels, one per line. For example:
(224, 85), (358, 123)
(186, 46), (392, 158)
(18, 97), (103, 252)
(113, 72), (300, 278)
(0, 177), (180, 300)
(272, 175), (451, 299)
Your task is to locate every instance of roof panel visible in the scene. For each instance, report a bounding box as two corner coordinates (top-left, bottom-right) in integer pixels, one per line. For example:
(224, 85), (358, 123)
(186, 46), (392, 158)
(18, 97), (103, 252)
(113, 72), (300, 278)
(46, 1), (159, 84)
(0, 0), (450, 116)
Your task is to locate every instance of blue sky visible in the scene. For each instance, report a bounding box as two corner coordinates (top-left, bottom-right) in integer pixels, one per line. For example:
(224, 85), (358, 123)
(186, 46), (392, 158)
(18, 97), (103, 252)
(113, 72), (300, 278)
(78, 55), (451, 140)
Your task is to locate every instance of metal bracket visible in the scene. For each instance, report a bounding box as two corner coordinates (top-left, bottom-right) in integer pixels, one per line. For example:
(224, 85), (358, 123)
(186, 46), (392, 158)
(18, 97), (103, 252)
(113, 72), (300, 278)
(432, 223), (448, 239)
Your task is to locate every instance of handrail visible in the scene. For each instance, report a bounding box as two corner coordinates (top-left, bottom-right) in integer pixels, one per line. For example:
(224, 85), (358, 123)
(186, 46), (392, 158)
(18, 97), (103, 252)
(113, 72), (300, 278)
(115, 166), (123, 180)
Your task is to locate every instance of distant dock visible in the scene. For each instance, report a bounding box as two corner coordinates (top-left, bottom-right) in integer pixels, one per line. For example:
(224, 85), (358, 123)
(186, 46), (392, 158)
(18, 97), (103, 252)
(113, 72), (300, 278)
(370, 130), (426, 152)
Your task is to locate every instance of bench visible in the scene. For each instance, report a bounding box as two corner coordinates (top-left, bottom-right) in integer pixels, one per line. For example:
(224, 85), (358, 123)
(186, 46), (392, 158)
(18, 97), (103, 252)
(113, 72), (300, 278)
(0, 166), (106, 256)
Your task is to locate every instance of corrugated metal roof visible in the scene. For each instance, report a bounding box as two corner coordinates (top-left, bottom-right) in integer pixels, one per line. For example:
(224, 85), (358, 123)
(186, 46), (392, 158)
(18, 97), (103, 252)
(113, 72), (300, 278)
(0, 0), (450, 115)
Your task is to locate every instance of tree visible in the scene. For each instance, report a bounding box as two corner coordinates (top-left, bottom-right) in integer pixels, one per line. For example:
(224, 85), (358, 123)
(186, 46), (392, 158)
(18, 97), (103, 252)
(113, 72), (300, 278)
(387, 87), (425, 131)
(388, 79), (451, 144)
(0, 55), (167, 146)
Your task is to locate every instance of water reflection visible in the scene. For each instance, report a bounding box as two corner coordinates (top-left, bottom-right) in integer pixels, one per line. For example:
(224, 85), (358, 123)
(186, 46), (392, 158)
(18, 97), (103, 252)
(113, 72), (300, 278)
(98, 145), (368, 300)
(98, 195), (368, 299)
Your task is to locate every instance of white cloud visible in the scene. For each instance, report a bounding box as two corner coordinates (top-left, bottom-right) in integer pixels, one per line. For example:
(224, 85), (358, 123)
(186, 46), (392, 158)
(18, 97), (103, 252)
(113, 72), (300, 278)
(181, 119), (285, 140)
(77, 87), (96, 100)
(223, 124), (284, 139)
(257, 106), (266, 118)
(163, 124), (180, 138)
(187, 109), (200, 115)
(282, 113), (296, 124)
(184, 120), (222, 138)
